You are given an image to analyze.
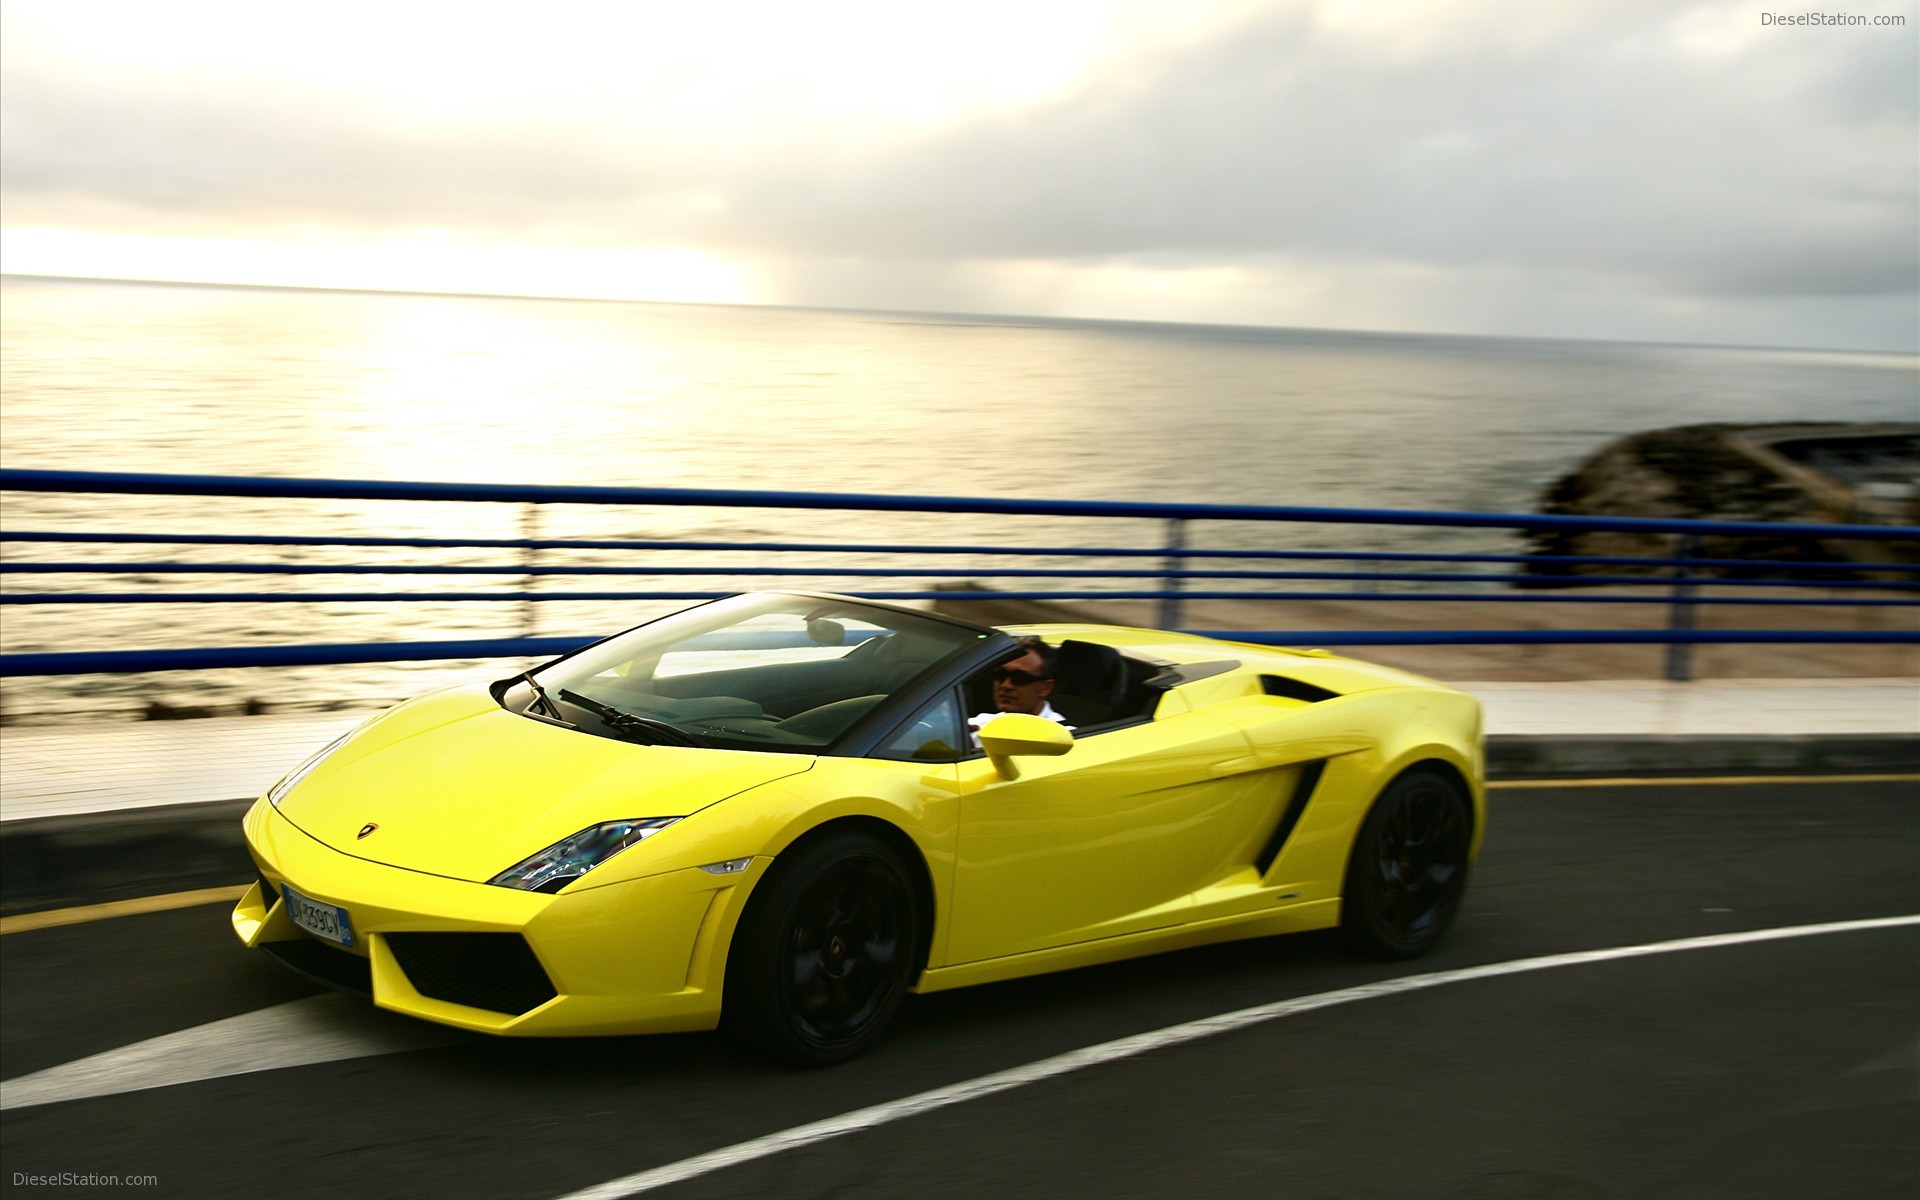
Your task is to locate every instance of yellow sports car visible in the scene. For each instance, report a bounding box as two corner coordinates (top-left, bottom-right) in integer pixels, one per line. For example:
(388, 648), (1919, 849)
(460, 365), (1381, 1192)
(233, 592), (1483, 1064)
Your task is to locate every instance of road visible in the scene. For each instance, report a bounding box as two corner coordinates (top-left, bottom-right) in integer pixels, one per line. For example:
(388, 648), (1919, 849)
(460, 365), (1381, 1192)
(3, 777), (1915, 1200)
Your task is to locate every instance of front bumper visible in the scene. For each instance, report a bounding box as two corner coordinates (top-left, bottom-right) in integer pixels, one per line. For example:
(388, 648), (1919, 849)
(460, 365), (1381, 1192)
(233, 798), (766, 1036)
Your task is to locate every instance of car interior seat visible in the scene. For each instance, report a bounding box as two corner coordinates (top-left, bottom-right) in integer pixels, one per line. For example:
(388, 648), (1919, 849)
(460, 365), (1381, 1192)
(852, 629), (944, 694)
(775, 694), (888, 739)
(1049, 640), (1129, 728)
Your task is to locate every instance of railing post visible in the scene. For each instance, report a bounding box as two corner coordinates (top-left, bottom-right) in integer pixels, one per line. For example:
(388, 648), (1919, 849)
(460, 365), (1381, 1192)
(1157, 518), (1187, 629)
(520, 503), (541, 638)
(1663, 533), (1700, 682)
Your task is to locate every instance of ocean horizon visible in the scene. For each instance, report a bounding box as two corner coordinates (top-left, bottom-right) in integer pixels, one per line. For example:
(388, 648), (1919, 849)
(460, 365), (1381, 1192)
(8, 272), (1919, 361)
(3, 273), (1914, 719)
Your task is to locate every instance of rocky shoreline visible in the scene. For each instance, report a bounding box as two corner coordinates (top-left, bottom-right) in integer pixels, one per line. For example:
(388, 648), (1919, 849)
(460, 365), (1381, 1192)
(1522, 421), (1919, 583)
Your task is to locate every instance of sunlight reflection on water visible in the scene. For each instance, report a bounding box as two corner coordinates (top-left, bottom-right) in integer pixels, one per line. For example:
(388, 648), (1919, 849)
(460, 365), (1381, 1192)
(3, 277), (1915, 719)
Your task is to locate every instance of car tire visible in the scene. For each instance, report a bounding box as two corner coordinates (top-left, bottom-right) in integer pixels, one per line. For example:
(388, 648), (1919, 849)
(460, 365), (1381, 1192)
(724, 830), (921, 1067)
(1340, 768), (1473, 960)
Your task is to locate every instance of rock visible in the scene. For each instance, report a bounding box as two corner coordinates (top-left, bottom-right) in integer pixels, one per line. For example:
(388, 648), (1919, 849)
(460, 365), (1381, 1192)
(143, 699), (217, 720)
(1523, 422), (1915, 583)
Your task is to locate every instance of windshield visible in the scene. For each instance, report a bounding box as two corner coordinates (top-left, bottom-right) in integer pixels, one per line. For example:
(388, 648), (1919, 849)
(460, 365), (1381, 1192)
(518, 594), (990, 753)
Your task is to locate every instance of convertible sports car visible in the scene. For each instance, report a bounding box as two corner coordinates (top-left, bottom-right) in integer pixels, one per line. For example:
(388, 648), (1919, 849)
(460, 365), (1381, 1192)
(233, 592), (1483, 1064)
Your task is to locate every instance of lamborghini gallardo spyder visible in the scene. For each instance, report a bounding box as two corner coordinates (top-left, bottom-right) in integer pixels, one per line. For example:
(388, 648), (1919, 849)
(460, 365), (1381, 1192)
(234, 591), (1483, 1064)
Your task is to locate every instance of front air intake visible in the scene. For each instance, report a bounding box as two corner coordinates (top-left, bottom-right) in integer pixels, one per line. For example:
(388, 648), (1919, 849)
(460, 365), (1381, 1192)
(262, 938), (372, 997)
(385, 932), (558, 1016)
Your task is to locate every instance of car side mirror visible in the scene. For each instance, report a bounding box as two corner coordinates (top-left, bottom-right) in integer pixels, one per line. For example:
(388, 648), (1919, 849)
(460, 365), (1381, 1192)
(977, 713), (1074, 780)
(806, 618), (846, 646)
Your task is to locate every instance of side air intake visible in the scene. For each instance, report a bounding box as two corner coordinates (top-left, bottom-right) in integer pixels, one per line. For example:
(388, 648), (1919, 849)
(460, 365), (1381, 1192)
(1254, 760), (1327, 876)
(1261, 675), (1341, 704)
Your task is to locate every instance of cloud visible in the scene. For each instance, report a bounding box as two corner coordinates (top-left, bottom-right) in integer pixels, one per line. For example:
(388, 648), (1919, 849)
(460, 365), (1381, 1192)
(3, 0), (1915, 346)
(721, 1), (1918, 301)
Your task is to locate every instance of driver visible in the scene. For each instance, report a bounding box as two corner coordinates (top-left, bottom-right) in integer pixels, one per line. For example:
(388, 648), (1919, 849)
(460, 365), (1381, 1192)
(968, 636), (1071, 746)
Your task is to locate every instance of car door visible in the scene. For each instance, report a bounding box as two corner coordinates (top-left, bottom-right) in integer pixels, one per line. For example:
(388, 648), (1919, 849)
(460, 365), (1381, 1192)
(941, 707), (1264, 965)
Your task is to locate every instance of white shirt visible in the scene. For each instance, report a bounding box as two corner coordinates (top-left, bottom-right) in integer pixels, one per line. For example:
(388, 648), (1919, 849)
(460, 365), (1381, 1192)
(967, 702), (1071, 748)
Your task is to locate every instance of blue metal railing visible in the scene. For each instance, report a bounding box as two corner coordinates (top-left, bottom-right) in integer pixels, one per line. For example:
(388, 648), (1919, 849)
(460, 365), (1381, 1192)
(2, 467), (1915, 683)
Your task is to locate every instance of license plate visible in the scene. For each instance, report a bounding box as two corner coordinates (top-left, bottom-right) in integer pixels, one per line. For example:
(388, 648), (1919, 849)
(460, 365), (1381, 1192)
(280, 884), (354, 947)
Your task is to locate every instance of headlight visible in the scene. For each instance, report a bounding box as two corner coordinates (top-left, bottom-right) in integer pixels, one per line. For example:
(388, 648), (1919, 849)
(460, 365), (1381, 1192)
(489, 818), (682, 893)
(267, 730), (356, 806)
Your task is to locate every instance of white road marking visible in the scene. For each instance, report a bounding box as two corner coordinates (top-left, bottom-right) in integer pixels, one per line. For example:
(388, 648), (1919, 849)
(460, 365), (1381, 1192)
(556, 914), (1920, 1200)
(0, 994), (463, 1111)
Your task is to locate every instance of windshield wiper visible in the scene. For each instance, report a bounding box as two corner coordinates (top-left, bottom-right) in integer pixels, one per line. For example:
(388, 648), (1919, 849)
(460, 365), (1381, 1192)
(557, 689), (708, 748)
(521, 672), (572, 724)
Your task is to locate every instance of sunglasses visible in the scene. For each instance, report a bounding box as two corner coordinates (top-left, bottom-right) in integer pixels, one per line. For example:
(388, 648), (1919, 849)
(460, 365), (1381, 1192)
(995, 668), (1051, 686)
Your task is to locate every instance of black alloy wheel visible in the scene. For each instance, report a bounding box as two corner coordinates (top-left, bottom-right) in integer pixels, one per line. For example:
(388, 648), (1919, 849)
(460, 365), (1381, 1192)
(725, 831), (921, 1066)
(1341, 769), (1473, 959)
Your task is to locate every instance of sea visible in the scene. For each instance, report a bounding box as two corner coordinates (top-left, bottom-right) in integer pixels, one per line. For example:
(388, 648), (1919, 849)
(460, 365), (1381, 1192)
(2, 274), (1915, 721)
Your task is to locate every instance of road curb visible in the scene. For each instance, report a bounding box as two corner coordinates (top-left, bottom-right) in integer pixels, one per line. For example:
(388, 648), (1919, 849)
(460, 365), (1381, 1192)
(1485, 733), (1920, 777)
(2, 798), (255, 913)
(4, 733), (1915, 914)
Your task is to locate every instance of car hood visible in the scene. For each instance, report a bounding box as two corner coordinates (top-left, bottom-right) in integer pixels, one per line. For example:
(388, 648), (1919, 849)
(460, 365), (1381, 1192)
(273, 685), (814, 882)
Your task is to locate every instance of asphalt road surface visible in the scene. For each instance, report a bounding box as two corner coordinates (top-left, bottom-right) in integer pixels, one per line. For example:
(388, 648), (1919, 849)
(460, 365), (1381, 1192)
(3, 777), (1915, 1200)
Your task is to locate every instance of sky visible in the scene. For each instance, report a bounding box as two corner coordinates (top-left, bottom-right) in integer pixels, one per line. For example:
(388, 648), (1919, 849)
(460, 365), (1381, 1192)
(2, 0), (1917, 351)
